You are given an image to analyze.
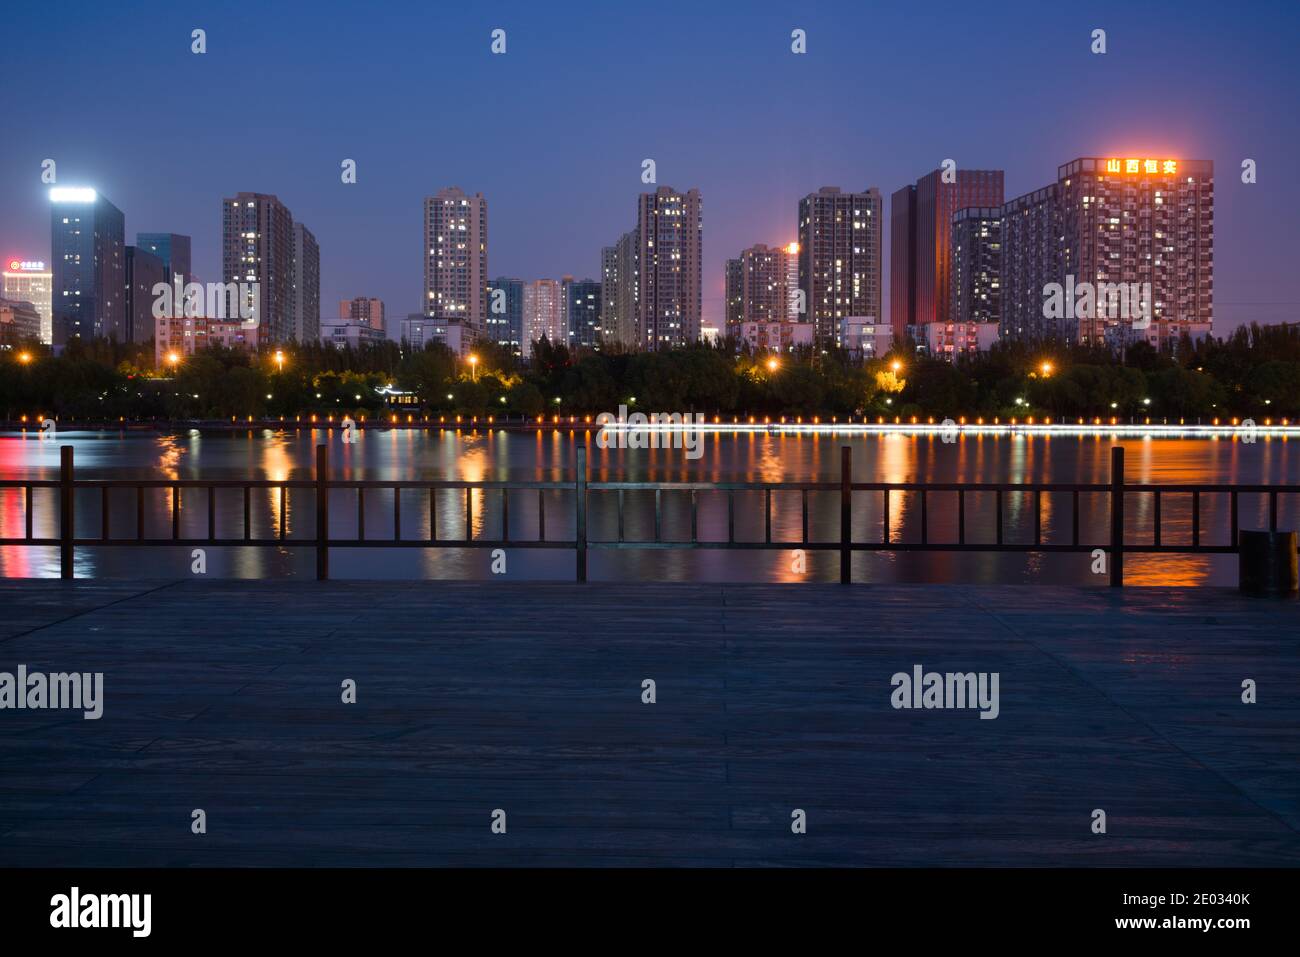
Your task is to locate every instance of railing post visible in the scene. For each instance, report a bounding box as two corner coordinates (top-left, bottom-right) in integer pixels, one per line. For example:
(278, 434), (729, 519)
(840, 445), (851, 584)
(60, 445), (74, 580)
(1110, 445), (1124, 587)
(576, 444), (587, 582)
(316, 443), (329, 581)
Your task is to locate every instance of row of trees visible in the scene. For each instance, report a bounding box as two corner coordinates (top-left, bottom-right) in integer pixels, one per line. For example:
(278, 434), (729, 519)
(1, 324), (1297, 422)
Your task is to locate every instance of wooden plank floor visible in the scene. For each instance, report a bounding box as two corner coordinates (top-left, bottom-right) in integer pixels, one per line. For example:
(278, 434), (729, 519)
(0, 580), (1296, 867)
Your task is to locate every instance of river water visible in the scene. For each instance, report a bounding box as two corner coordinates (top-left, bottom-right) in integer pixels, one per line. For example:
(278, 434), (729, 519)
(1, 428), (1296, 585)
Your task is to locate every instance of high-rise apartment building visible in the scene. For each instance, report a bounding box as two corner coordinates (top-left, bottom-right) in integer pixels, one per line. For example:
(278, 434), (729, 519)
(728, 244), (795, 330)
(635, 186), (702, 349)
(50, 187), (126, 345)
(998, 184), (1062, 342)
(124, 245), (165, 344)
(888, 185), (917, 342)
(291, 223), (319, 343)
(565, 277), (602, 349)
(949, 207), (1003, 329)
(891, 168), (1004, 344)
(988, 157), (1213, 347)
(521, 279), (565, 359)
(2, 259), (53, 345)
(423, 187), (487, 353)
(222, 192), (295, 342)
(615, 229), (638, 347)
(797, 186), (882, 347)
(599, 230), (640, 349)
(724, 256), (743, 333)
(599, 247), (622, 345)
(487, 277), (524, 355)
(1059, 157), (1213, 346)
(915, 170), (1003, 329)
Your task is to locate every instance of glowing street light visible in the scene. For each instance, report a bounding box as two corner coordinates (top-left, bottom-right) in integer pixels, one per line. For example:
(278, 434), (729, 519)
(274, 350), (285, 372)
(891, 360), (903, 373)
(1040, 361), (1054, 377)
(16, 351), (32, 365)
(166, 351), (181, 369)
(468, 354), (479, 382)
(766, 356), (780, 373)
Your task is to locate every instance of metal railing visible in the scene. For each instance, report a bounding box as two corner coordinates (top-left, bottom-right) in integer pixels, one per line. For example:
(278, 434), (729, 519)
(0, 445), (1294, 585)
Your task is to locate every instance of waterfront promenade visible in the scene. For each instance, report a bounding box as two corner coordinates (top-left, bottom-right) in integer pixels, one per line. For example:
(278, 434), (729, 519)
(0, 580), (1296, 867)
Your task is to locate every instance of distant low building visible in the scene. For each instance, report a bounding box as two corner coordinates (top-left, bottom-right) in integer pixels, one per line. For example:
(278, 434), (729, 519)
(0, 298), (42, 346)
(398, 315), (470, 353)
(321, 320), (388, 349)
(155, 313), (258, 365)
(919, 321), (1000, 358)
(1104, 319), (1212, 354)
(738, 320), (814, 353)
(839, 317), (892, 359)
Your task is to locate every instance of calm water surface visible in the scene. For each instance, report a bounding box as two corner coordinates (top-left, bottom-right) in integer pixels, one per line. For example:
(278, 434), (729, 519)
(1, 429), (1297, 585)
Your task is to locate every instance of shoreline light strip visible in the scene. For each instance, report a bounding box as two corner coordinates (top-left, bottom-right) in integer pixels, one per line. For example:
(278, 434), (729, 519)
(591, 423), (1298, 438)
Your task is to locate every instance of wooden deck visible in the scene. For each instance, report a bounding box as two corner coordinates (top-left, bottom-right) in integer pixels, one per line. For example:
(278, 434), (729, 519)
(0, 580), (1296, 867)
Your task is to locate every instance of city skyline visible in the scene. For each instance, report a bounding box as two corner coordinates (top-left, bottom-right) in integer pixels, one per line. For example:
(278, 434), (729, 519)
(1, 0), (1295, 338)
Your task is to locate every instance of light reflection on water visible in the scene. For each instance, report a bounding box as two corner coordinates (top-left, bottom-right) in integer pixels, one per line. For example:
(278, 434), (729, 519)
(0, 429), (1295, 585)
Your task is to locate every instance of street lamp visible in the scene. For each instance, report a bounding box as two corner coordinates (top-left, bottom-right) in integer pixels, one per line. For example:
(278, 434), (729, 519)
(274, 350), (285, 373)
(766, 356), (780, 373)
(891, 360), (903, 373)
(468, 354), (479, 382)
(1040, 361), (1053, 377)
(166, 351), (181, 370)
(16, 351), (31, 365)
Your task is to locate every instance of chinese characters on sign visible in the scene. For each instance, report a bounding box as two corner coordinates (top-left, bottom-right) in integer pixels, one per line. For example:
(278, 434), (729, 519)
(1105, 158), (1178, 175)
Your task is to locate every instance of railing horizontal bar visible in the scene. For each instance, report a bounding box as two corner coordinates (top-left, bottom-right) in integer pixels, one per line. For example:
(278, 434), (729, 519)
(52, 539), (1256, 554)
(69, 480), (315, 489)
(66, 538), (579, 549)
(329, 480), (570, 491)
(591, 481), (836, 492)
(19, 478), (1293, 494)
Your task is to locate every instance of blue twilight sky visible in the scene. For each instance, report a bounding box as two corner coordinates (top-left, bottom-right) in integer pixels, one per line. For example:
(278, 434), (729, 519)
(2, 0), (1298, 333)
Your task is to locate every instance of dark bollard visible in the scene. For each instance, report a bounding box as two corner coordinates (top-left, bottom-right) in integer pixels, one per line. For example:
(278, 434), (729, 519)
(1238, 530), (1299, 598)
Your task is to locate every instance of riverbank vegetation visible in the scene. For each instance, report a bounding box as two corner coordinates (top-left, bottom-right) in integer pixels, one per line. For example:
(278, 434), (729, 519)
(1, 323), (1297, 423)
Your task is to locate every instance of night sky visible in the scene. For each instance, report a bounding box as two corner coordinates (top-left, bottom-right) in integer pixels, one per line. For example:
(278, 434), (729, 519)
(4, 0), (1298, 333)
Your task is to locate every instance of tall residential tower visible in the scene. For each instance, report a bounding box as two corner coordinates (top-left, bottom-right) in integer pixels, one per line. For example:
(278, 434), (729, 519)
(423, 187), (488, 353)
(797, 186), (882, 348)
